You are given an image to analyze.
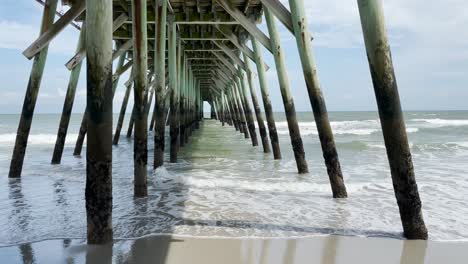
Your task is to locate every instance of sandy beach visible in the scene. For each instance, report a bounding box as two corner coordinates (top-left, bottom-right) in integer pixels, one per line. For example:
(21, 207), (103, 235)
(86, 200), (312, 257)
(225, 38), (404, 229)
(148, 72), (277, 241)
(0, 235), (466, 263)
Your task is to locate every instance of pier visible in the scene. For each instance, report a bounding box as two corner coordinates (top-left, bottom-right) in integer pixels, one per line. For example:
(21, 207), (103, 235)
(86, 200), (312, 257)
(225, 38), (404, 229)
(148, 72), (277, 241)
(8, 0), (427, 243)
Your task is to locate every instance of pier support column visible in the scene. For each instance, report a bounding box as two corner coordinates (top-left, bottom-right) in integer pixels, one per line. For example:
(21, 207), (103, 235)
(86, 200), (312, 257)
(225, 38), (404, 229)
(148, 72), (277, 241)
(153, 0), (167, 168)
(131, 0), (148, 197)
(237, 67), (258, 146)
(251, 37), (281, 159)
(233, 82), (250, 139)
(210, 102), (216, 119)
(113, 80), (132, 145)
(227, 93), (239, 131)
(357, 0), (427, 239)
(229, 86), (245, 135)
(169, 17), (180, 163)
(51, 26), (85, 164)
(85, 0), (113, 244)
(74, 53), (127, 156)
(265, 9), (308, 173)
(244, 53), (270, 153)
(8, 0), (58, 178)
(289, 0), (347, 196)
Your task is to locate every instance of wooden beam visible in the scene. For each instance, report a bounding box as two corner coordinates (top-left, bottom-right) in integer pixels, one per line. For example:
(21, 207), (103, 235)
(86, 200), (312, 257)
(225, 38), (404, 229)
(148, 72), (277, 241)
(23, 0), (85, 59)
(65, 13), (129, 70)
(212, 41), (246, 71)
(215, 0), (272, 53)
(259, 0), (294, 33)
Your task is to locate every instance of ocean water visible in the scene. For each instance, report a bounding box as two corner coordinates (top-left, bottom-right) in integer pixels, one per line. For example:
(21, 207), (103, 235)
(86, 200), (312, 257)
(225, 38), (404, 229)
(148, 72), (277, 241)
(0, 111), (467, 246)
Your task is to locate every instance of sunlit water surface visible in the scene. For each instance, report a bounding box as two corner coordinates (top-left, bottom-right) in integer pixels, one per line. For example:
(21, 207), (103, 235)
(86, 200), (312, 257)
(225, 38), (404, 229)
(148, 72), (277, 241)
(0, 111), (467, 246)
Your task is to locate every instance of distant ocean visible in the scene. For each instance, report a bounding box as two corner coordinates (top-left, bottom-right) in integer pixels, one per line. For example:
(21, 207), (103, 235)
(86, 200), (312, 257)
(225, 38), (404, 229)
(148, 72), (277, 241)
(0, 111), (467, 246)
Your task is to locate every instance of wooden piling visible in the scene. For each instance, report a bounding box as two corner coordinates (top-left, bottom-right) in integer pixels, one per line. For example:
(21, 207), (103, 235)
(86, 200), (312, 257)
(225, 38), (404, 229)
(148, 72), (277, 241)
(357, 0), (427, 239)
(227, 93), (240, 131)
(179, 58), (187, 147)
(113, 80), (133, 145)
(131, 0), (149, 197)
(169, 17), (180, 163)
(237, 68), (258, 146)
(251, 37), (282, 159)
(74, 54), (128, 156)
(85, 0), (113, 244)
(8, 0), (58, 178)
(233, 82), (250, 139)
(244, 53), (271, 153)
(289, 0), (347, 197)
(51, 26), (85, 164)
(265, 9), (308, 174)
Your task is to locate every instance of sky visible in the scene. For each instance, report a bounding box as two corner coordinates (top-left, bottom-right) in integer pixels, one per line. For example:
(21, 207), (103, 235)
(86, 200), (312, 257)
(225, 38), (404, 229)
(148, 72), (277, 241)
(0, 0), (467, 114)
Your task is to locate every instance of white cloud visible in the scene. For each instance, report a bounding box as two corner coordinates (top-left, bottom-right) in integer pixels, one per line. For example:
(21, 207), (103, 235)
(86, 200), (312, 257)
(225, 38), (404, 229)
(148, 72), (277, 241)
(0, 19), (78, 54)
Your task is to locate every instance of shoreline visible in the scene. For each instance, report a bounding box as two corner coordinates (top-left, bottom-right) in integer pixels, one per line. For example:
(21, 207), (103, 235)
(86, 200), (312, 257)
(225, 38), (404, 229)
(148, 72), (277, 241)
(1, 234), (467, 263)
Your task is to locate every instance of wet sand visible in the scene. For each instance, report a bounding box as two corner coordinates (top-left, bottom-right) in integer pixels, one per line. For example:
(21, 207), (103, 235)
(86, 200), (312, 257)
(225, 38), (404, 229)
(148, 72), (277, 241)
(0, 235), (466, 263)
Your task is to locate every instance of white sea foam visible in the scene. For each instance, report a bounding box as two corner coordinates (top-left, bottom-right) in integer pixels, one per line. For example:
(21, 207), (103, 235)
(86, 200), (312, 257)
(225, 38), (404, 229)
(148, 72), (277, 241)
(411, 118), (468, 127)
(0, 133), (79, 145)
(268, 120), (418, 136)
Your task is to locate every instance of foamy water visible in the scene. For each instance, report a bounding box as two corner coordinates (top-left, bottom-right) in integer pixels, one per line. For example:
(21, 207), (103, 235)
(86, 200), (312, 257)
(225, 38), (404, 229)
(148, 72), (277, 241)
(0, 111), (467, 246)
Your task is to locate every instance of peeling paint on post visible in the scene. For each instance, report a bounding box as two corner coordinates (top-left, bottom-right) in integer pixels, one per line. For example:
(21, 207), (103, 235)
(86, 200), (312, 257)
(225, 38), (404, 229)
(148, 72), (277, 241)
(265, 8), (308, 174)
(244, 53), (270, 153)
(51, 25), (85, 165)
(85, 0), (113, 244)
(131, 0), (149, 197)
(289, 0), (347, 197)
(251, 37), (281, 160)
(8, 0), (58, 178)
(357, 0), (427, 240)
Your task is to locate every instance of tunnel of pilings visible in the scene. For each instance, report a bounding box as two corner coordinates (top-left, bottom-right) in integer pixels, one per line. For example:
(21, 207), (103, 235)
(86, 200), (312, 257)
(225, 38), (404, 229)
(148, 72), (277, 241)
(8, 0), (428, 243)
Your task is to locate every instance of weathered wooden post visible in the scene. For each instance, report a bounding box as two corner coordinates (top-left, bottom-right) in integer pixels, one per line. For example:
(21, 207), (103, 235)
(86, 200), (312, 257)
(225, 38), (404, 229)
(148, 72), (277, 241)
(233, 82), (250, 138)
(289, 0), (347, 196)
(251, 37), (281, 159)
(179, 57), (187, 147)
(357, 0), (427, 239)
(153, 0), (167, 168)
(74, 55), (129, 156)
(85, 0), (113, 244)
(265, 9), (308, 173)
(51, 26), (86, 164)
(237, 67), (258, 146)
(227, 92), (240, 131)
(113, 79), (133, 145)
(126, 107), (136, 138)
(229, 85), (246, 135)
(131, 0), (149, 197)
(244, 53), (270, 153)
(169, 16), (180, 162)
(210, 102), (216, 119)
(8, 0), (58, 178)
(127, 73), (153, 138)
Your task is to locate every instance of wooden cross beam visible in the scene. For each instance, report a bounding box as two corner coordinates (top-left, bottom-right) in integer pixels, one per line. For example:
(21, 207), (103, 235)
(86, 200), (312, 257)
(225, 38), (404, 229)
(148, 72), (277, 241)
(215, 0), (273, 53)
(259, 0), (294, 33)
(23, 0), (86, 59)
(65, 13), (129, 70)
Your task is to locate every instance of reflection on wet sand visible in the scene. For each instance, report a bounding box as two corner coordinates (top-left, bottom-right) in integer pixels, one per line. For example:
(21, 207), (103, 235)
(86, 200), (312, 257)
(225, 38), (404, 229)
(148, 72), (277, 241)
(3, 235), (467, 264)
